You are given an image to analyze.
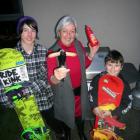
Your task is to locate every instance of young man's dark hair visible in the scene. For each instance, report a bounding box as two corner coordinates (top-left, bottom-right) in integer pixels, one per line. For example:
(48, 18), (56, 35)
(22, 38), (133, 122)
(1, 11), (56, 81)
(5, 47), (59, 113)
(16, 16), (38, 39)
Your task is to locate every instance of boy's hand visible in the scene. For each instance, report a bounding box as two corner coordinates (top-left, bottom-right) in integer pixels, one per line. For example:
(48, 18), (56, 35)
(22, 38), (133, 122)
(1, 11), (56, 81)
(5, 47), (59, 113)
(93, 107), (104, 119)
(102, 110), (112, 118)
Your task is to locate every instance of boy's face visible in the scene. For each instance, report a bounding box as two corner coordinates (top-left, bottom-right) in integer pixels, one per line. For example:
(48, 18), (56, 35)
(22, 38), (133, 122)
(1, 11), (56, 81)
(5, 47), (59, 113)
(105, 61), (123, 76)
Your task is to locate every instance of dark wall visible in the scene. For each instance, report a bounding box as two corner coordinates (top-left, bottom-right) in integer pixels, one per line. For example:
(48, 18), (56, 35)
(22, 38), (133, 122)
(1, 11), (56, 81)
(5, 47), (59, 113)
(0, 0), (23, 48)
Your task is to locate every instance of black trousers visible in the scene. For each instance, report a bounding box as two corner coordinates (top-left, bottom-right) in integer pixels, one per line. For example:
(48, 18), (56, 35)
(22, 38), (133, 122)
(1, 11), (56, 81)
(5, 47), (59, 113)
(41, 108), (87, 140)
(75, 117), (87, 140)
(41, 107), (64, 133)
(41, 107), (70, 139)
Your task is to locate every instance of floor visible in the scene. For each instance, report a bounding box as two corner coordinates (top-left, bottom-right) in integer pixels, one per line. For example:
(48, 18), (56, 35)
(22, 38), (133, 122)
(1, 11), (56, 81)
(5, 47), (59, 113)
(0, 105), (93, 140)
(0, 105), (140, 140)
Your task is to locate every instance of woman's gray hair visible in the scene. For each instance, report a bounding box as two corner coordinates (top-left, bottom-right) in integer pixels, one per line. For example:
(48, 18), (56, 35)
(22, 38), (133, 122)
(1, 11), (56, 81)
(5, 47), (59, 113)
(55, 15), (78, 38)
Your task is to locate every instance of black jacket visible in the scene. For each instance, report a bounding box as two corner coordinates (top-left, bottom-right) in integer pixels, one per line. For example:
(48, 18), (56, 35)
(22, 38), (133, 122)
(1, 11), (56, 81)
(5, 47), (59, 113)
(89, 71), (132, 117)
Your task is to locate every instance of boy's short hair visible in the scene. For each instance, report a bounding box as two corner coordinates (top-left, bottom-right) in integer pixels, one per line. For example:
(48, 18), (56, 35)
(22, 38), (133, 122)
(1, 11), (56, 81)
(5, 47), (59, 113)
(105, 50), (124, 65)
(16, 16), (38, 39)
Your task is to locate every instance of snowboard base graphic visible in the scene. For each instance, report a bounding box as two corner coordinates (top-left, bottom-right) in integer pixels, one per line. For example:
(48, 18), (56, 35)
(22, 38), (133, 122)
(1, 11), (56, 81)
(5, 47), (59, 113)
(0, 48), (51, 140)
(91, 74), (125, 140)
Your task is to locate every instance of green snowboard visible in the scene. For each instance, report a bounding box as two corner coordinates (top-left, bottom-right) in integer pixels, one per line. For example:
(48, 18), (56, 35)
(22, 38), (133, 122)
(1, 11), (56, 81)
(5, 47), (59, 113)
(0, 48), (51, 140)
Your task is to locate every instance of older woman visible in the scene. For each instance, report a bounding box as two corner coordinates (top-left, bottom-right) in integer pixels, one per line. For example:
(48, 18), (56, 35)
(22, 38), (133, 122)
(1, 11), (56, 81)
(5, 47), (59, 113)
(46, 15), (99, 140)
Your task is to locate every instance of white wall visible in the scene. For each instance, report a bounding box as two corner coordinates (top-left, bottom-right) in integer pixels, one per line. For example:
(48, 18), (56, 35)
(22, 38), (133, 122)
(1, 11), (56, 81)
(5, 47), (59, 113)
(22, 0), (140, 69)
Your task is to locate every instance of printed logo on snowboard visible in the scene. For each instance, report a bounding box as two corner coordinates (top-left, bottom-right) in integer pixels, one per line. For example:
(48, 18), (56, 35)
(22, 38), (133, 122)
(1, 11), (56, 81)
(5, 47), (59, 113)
(0, 48), (29, 87)
(0, 65), (29, 87)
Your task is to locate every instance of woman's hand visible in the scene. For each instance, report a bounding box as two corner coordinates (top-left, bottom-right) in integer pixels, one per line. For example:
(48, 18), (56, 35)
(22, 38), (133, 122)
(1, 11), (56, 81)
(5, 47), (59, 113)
(54, 67), (70, 81)
(51, 67), (70, 84)
(88, 43), (100, 60)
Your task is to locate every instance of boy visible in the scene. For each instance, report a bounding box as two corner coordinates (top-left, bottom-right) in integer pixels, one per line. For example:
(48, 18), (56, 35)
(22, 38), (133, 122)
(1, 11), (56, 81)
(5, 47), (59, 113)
(89, 50), (132, 137)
